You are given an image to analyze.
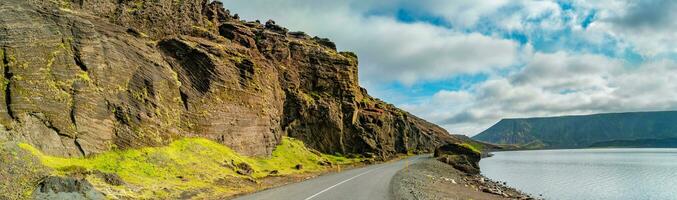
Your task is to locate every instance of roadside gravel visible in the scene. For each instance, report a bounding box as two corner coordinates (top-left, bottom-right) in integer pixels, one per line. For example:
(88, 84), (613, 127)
(390, 157), (538, 200)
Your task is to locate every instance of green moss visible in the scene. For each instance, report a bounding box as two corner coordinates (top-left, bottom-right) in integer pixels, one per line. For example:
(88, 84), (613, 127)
(126, 0), (146, 12)
(0, 50), (7, 93)
(50, 0), (71, 9)
(20, 137), (361, 198)
(130, 88), (150, 102)
(460, 143), (481, 154)
(298, 91), (315, 104)
(309, 91), (322, 99)
(205, 21), (215, 30)
(339, 51), (357, 59)
(192, 25), (211, 36)
(12, 75), (23, 81)
(360, 96), (372, 104)
(76, 72), (91, 82)
(0, 142), (50, 200)
(229, 56), (244, 64)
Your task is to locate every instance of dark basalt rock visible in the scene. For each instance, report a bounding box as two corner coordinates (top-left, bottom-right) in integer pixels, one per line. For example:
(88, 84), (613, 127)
(93, 170), (125, 186)
(289, 31), (310, 39)
(265, 20), (288, 34)
(32, 176), (105, 200)
(318, 160), (332, 166)
(203, 1), (231, 23)
(313, 36), (337, 50)
(434, 143), (481, 174)
(236, 162), (254, 176)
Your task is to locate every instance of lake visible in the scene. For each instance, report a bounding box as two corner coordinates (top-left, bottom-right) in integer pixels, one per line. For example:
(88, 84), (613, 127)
(479, 148), (677, 200)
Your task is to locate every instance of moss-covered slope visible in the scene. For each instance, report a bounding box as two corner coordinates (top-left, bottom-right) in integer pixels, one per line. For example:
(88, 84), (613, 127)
(6, 137), (361, 199)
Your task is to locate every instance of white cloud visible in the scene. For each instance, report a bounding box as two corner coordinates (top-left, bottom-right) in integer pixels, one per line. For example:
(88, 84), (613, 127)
(223, 0), (522, 86)
(511, 52), (623, 91)
(577, 0), (677, 56)
(408, 52), (677, 135)
(421, 0), (677, 57)
(223, 1), (677, 136)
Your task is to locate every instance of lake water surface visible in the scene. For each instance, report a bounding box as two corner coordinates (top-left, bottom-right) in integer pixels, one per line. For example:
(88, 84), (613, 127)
(479, 148), (677, 200)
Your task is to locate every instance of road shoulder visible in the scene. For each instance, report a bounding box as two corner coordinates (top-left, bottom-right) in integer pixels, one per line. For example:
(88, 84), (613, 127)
(390, 158), (535, 200)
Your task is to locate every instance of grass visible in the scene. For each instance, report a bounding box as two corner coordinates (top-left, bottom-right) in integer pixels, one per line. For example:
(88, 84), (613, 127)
(19, 137), (362, 198)
(459, 143), (482, 154)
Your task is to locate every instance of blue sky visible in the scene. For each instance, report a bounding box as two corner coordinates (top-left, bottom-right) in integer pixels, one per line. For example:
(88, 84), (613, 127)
(224, 0), (677, 135)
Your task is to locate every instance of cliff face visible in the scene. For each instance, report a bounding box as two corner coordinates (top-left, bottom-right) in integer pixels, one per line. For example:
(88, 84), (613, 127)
(473, 111), (677, 149)
(0, 0), (455, 159)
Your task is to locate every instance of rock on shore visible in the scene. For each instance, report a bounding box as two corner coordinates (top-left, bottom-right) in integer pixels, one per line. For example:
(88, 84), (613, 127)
(434, 143), (482, 174)
(390, 158), (536, 200)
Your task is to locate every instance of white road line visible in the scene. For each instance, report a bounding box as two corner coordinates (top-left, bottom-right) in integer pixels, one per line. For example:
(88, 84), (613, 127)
(303, 165), (386, 200)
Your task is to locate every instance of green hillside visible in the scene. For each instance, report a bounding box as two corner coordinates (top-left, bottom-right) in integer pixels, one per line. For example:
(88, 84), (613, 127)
(472, 111), (677, 149)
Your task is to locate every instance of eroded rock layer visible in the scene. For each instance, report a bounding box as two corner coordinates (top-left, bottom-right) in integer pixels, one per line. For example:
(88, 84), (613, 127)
(0, 0), (456, 158)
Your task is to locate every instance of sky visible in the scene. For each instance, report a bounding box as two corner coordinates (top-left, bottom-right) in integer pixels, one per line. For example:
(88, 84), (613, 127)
(222, 0), (677, 136)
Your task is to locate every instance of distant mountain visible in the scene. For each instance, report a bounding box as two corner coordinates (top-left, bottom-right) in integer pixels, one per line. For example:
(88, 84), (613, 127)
(472, 111), (677, 149)
(589, 138), (677, 148)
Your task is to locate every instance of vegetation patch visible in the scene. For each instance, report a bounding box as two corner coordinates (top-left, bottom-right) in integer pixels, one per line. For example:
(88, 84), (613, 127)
(459, 142), (482, 154)
(298, 91), (316, 104)
(19, 137), (362, 199)
(0, 142), (50, 200)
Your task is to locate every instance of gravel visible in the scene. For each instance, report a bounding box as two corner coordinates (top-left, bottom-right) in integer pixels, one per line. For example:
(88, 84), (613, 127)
(390, 157), (539, 200)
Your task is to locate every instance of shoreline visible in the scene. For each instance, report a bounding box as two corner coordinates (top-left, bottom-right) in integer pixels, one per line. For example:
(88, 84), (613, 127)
(490, 146), (677, 154)
(390, 156), (538, 200)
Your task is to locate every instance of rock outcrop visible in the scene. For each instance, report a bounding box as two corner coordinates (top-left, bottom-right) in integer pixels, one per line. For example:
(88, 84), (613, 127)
(32, 176), (105, 200)
(0, 142), (50, 200)
(0, 0), (455, 159)
(434, 143), (481, 174)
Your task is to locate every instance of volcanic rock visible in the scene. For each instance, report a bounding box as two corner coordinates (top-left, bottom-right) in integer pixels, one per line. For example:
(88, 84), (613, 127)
(32, 176), (105, 200)
(435, 143), (481, 174)
(0, 0), (457, 160)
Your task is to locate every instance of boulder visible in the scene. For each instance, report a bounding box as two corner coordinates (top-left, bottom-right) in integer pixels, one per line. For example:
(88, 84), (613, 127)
(434, 143), (481, 174)
(32, 176), (105, 200)
(265, 19), (288, 34)
(93, 171), (125, 186)
(312, 36), (337, 50)
(236, 163), (254, 176)
(318, 160), (332, 166)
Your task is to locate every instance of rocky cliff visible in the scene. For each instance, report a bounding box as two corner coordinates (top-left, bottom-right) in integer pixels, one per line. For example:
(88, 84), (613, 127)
(473, 111), (677, 149)
(0, 0), (455, 159)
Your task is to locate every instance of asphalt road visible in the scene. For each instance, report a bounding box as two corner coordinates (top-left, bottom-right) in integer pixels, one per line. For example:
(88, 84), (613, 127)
(233, 155), (428, 200)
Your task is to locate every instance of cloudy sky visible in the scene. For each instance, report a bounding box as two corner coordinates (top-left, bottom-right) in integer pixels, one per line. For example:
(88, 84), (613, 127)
(223, 0), (677, 136)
